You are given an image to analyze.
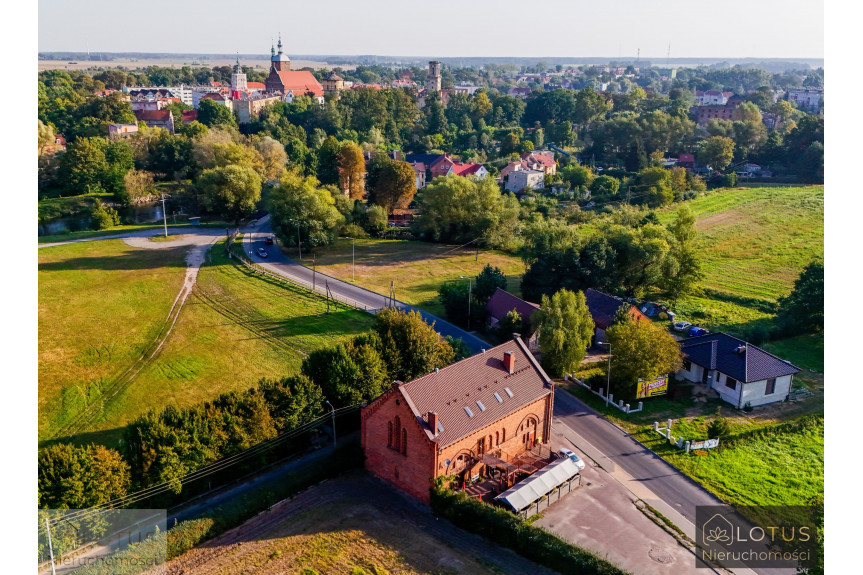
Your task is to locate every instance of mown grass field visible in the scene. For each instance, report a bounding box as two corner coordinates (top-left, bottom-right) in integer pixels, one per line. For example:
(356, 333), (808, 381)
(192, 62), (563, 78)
(302, 238), (526, 316)
(658, 186), (824, 332)
(38, 240), (189, 442)
(39, 239), (372, 446)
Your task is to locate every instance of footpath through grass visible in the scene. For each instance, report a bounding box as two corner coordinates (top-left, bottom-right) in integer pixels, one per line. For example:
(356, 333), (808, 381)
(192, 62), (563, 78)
(302, 238), (526, 316)
(39, 239), (373, 446)
(38, 240), (188, 442)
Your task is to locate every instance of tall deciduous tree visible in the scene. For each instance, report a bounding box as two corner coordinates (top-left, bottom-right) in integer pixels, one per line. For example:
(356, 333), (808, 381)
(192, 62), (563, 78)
(316, 135), (342, 186)
(338, 141), (366, 200)
(474, 264), (508, 305)
(268, 170), (345, 249)
(197, 98), (237, 128)
(197, 164), (262, 224)
(605, 315), (682, 400)
(777, 261), (823, 334)
(370, 159), (417, 214)
(372, 308), (455, 382)
(698, 136), (736, 172)
(533, 289), (595, 376)
(663, 205), (703, 304)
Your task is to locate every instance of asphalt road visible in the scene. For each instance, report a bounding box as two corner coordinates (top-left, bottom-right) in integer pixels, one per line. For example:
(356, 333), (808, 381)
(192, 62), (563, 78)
(243, 216), (492, 354)
(553, 389), (726, 524)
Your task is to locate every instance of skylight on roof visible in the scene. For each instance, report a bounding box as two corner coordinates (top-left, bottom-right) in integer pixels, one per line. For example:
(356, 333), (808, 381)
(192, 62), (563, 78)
(494, 392), (503, 403)
(476, 400), (486, 411)
(464, 406), (474, 417)
(504, 387), (514, 398)
(437, 421), (444, 433)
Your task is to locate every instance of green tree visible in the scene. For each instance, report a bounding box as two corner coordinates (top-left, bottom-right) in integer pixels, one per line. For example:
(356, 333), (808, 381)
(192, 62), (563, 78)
(533, 289), (595, 376)
(268, 170), (345, 249)
(197, 164), (262, 224)
(414, 176), (520, 249)
(438, 281), (471, 325)
(605, 315), (682, 400)
(197, 98), (237, 128)
(365, 204), (389, 235)
(474, 264), (507, 305)
(90, 198), (121, 230)
(498, 309), (525, 341)
(663, 205), (703, 304)
(706, 408), (731, 438)
(372, 308), (455, 382)
(121, 169), (156, 204)
(777, 261), (823, 334)
(301, 335), (390, 406)
(338, 141), (366, 200)
(59, 136), (108, 195)
(698, 136), (736, 172)
(589, 174), (620, 196)
(316, 135), (342, 186)
(38, 443), (130, 509)
(632, 166), (674, 208)
(38, 120), (55, 155)
(258, 375), (325, 431)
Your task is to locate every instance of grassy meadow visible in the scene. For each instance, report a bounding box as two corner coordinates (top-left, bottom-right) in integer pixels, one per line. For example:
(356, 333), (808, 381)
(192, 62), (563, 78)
(302, 238), (526, 316)
(39, 239), (372, 446)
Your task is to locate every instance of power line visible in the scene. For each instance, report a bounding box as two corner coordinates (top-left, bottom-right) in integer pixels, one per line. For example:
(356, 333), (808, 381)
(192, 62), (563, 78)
(49, 405), (360, 527)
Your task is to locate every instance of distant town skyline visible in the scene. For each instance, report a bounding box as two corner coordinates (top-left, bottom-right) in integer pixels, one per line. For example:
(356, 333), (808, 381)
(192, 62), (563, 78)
(39, 0), (824, 60)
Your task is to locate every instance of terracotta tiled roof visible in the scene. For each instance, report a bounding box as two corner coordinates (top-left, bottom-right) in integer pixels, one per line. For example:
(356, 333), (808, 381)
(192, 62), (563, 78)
(449, 163), (484, 176)
(133, 109), (172, 122)
(272, 70), (324, 96)
(397, 336), (553, 447)
(181, 109), (198, 123)
(247, 81), (266, 89)
(523, 151), (556, 168)
(486, 288), (540, 324)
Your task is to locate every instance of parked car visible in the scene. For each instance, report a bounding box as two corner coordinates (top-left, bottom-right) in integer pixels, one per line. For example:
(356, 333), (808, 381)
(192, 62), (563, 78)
(264, 236), (274, 245)
(688, 326), (709, 337)
(673, 321), (693, 332)
(257, 247), (268, 258)
(557, 448), (586, 470)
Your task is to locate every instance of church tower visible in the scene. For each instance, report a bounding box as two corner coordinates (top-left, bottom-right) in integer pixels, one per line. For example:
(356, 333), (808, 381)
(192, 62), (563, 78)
(271, 34), (291, 72)
(426, 61), (441, 92)
(230, 54), (247, 97)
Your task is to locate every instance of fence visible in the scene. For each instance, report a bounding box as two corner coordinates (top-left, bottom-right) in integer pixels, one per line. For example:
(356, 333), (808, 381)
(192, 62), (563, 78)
(563, 375), (643, 414)
(653, 420), (720, 453)
(228, 238), (376, 313)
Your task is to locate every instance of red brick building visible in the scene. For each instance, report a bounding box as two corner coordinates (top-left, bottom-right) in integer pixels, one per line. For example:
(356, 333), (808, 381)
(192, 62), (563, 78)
(361, 335), (554, 502)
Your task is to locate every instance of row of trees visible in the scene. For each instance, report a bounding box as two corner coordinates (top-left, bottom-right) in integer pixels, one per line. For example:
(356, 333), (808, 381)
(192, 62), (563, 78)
(38, 309), (461, 510)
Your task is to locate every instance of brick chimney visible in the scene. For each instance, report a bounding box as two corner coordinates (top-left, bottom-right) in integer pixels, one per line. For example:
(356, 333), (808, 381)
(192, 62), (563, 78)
(503, 351), (515, 374)
(428, 411), (438, 435)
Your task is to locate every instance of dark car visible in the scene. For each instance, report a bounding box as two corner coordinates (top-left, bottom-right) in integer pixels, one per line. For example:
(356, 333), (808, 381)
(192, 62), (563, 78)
(257, 247), (268, 258)
(688, 326), (709, 337)
(265, 236), (274, 245)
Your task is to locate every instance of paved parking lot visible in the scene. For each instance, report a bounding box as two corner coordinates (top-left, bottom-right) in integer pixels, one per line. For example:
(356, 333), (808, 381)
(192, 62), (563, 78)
(536, 425), (706, 575)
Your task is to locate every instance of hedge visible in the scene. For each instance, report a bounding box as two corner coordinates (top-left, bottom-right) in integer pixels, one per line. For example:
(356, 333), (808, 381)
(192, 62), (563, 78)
(430, 486), (629, 575)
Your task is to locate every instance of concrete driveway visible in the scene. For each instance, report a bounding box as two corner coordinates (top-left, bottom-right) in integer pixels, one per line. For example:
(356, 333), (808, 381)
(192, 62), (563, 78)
(537, 426), (708, 575)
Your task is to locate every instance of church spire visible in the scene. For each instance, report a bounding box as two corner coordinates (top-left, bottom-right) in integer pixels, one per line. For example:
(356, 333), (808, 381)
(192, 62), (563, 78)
(277, 33), (283, 55)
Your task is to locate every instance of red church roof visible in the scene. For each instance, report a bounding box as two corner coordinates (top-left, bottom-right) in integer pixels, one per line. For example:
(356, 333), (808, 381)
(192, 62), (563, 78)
(247, 81), (266, 90)
(271, 70), (324, 96)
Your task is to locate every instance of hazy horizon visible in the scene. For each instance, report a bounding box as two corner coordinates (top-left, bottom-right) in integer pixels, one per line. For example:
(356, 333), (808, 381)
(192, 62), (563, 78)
(39, 0), (824, 60)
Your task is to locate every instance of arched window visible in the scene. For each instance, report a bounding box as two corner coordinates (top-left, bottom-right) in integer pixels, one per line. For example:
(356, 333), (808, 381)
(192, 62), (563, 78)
(394, 416), (401, 452)
(401, 429), (407, 456)
(502, 428), (506, 442)
(388, 421), (393, 447)
(496, 431), (500, 446)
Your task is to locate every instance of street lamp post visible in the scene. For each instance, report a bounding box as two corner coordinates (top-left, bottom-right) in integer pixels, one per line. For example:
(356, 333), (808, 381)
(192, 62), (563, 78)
(324, 400), (336, 448)
(598, 341), (612, 405)
(345, 236), (355, 282)
(289, 219), (302, 260)
(458, 276), (472, 330)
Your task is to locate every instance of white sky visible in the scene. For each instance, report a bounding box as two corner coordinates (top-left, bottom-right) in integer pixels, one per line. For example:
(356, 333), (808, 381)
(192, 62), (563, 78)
(38, 0), (823, 59)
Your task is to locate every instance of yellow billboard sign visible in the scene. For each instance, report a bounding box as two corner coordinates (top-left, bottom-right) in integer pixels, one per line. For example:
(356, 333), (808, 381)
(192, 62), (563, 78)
(637, 376), (668, 399)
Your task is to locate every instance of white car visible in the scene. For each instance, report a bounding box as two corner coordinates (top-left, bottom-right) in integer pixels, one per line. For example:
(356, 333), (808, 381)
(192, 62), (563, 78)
(558, 448), (586, 470)
(673, 321), (693, 332)
(257, 247), (268, 258)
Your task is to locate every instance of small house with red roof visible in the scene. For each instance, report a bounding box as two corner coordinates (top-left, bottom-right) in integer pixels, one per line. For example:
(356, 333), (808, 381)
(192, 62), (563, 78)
(446, 163), (489, 179)
(521, 151), (557, 176)
(362, 335), (554, 502)
(133, 109), (174, 133)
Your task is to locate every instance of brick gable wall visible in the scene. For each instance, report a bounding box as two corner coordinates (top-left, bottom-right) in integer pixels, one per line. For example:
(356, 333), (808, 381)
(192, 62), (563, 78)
(362, 389), (437, 501)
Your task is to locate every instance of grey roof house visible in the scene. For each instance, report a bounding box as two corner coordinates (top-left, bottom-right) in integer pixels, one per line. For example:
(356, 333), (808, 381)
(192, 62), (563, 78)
(677, 332), (801, 408)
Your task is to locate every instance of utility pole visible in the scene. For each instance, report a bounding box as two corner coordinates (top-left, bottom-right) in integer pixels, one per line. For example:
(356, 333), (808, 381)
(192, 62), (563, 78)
(45, 517), (56, 575)
(324, 400), (336, 448)
(459, 276), (472, 330)
(598, 341), (612, 405)
(161, 194), (168, 237)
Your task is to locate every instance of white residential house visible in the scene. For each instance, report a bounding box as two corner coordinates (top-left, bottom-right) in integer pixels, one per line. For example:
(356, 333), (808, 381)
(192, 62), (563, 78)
(787, 88), (823, 112)
(676, 333), (801, 408)
(505, 169), (545, 193)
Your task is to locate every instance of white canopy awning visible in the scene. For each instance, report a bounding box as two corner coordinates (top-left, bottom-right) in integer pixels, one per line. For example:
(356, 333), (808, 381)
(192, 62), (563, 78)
(494, 457), (580, 512)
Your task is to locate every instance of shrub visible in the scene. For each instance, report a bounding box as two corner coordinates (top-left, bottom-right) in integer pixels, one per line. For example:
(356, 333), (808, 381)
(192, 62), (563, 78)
(706, 408), (731, 439)
(90, 199), (121, 230)
(720, 172), (738, 187)
(429, 486), (626, 575)
(341, 222), (368, 239)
